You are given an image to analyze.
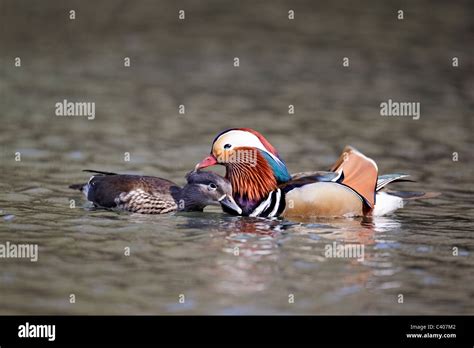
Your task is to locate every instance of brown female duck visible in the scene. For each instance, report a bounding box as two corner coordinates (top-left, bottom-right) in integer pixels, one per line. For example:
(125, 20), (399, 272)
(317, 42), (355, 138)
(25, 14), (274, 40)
(69, 169), (240, 214)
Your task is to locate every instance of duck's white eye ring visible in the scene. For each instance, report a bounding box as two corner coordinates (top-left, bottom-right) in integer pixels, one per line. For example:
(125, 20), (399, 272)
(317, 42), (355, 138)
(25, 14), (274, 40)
(208, 183), (217, 190)
(224, 143), (232, 149)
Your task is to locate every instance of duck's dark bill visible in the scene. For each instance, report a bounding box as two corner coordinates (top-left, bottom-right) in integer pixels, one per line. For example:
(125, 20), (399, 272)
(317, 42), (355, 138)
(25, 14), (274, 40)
(218, 194), (242, 215)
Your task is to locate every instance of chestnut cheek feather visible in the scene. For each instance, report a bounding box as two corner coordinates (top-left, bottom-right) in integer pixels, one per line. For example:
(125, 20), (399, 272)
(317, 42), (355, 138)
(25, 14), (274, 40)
(228, 153), (278, 202)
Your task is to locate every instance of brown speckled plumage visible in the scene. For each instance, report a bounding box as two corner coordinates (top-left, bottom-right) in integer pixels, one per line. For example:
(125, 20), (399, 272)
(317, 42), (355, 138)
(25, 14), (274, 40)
(115, 188), (177, 214)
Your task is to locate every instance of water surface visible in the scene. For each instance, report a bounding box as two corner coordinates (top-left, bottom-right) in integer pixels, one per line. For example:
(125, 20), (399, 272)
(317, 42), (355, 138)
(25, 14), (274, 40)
(0, 0), (473, 314)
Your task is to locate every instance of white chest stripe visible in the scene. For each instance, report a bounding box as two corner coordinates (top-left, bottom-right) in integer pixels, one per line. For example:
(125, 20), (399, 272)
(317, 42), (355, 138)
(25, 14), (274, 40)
(331, 170), (343, 182)
(249, 192), (273, 217)
(267, 189), (281, 217)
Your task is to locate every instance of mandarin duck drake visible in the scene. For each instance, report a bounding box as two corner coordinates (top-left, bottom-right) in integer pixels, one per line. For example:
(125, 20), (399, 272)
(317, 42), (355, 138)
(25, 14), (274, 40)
(196, 128), (436, 218)
(69, 169), (239, 214)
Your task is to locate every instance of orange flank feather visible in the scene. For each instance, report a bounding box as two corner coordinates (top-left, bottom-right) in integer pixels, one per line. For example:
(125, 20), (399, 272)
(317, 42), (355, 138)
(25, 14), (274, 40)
(227, 147), (278, 202)
(330, 146), (378, 208)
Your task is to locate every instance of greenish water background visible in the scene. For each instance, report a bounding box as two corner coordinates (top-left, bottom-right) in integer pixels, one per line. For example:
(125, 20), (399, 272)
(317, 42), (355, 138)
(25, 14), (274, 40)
(0, 0), (473, 314)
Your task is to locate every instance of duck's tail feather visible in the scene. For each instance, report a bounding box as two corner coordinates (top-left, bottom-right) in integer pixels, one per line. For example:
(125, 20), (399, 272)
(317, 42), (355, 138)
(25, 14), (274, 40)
(69, 183), (86, 191)
(385, 190), (441, 200)
(373, 190), (440, 216)
(69, 182), (91, 198)
(70, 169), (117, 193)
(82, 169), (118, 176)
(376, 174), (415, 192)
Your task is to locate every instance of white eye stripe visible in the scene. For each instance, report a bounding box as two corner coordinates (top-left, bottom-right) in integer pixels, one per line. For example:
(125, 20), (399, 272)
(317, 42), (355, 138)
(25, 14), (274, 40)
(216, 130), (285, 167)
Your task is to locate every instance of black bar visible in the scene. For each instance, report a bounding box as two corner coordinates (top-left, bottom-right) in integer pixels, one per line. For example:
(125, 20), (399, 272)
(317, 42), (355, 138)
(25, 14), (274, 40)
(0, 316), (472, 346)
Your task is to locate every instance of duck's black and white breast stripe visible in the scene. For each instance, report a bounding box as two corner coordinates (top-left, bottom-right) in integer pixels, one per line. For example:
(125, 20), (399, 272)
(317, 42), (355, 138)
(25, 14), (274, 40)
(249, 189), (286, 218)
(240, 172), (345, 218)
